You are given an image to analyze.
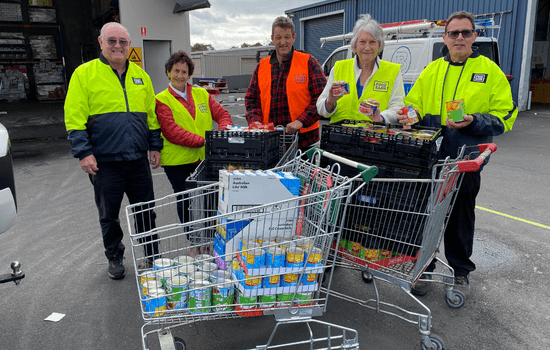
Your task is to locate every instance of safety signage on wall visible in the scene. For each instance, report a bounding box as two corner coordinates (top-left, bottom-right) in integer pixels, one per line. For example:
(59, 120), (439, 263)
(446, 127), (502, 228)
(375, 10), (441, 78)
(128, 47), (143, 69)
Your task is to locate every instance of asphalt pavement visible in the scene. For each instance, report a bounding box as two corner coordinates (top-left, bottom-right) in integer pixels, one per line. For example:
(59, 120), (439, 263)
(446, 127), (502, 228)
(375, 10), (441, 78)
(1, 98), (549, 350)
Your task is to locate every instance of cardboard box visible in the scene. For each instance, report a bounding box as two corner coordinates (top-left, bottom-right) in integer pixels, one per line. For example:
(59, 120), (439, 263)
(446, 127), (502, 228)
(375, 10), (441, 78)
(446, 99), (466, 122)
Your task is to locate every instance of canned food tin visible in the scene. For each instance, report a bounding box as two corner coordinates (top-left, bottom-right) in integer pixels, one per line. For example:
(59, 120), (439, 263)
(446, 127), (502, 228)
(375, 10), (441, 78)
(243, 275), (262, 289)
(166, 276), (188, 310)
(198, 261), (218, 274)
(153, 258), (173, 271)
(276, 293), (294, 307)
(173, 255), (194, 267)
(332, 81), (349, 96)
(262, 274), (281, 288)
(286, 247), (305, 268)
(259, 294), (277, 308)
(295, 292), (314, 305)
(194, 254), (214, 266)
(400, 105), (419, 126)
(142, 280), (162, 299)
(281, 273), (299, 286)
(244, 247), (266, 269)
(293, 235), (314, 249)
(177, 264), (197, 278)
(188, 271), (211, 283)
(237, 290), (257, 310)
(241, 242), (260, 257)
(140, 270), (156, 286)
(358, 100), (378, 117)
(278, 241), (296, 251)
(305, 247), (323, 264)
(155, 268), (179, 290)
(145, 288), (166, 316)
(210, 269), (233, 283)
(212, 278), (234, 312)
(300, 272), (318, 285)
(265, 246), (285, 268)
(188, 281), (212, 314)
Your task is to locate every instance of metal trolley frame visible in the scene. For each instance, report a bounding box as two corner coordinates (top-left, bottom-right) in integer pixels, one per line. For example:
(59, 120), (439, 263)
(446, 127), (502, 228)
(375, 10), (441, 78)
(125, 150), (377, 350)
(321, 144), (497, 350)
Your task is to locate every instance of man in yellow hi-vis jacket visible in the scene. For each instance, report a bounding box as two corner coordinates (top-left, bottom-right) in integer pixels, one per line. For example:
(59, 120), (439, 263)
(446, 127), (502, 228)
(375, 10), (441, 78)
(64, 22), (162, 280)
(399, 11), (518, 298)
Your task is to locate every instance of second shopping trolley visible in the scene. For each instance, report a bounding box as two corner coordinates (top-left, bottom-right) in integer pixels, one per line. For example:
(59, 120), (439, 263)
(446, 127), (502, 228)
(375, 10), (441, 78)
(324, 143), (497, 350)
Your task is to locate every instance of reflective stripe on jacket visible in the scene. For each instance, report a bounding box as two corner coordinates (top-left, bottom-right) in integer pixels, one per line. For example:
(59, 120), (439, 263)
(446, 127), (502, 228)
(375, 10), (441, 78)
(258, 51), (319, 133)
(156, 87), (212, 166)
(405, 51), (517, 162)
(330, 59), (401, 123)
(64, 55), (161, 161)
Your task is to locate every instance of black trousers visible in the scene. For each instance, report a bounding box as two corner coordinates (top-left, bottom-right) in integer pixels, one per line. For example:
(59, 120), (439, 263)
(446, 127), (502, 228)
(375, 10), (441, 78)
(427, 171), (481, 277)
(89, 157), (159, 260)
(163, 163), (199, 224)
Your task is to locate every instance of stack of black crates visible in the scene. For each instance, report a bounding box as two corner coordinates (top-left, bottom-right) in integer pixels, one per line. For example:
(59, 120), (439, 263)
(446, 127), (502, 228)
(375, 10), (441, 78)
(202, 129), (280, 181)
(320, 120), (442, 258)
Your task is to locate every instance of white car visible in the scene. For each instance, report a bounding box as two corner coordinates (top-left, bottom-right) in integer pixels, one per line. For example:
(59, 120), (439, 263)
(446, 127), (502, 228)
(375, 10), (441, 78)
(0, 122), (16, 234)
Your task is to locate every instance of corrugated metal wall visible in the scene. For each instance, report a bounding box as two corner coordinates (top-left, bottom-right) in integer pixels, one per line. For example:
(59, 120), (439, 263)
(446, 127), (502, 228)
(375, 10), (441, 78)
(287, 0), (528, 101)
(190, 46), (274, 78)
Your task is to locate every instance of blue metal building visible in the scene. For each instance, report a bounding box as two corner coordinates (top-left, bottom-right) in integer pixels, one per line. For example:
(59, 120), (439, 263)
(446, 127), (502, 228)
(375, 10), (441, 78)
(285, 0), (548, 111)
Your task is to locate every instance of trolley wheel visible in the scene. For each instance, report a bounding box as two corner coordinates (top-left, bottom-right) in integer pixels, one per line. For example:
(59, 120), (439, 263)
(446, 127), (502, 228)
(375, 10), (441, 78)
(362, 271), (373, 284)
(174, 337), (186, 350)
(445, 289), (466, 309)
(421, 334), (445, 350)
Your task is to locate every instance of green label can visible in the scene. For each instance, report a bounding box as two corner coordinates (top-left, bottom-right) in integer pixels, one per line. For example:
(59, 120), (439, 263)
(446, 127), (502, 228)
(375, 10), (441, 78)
(188, 281), (212, 314)
(237, 290), (257, 310)
(212, 278), (234, 312)
(166, 276), (188, 310)
(277, 293), (294, 307)
(259, 294), (277, 308)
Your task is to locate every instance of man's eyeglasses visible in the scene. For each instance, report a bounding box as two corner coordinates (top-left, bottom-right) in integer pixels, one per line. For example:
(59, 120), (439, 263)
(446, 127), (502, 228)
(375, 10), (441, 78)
(106, 38), (129, 47)
(446, 30), (475, 39)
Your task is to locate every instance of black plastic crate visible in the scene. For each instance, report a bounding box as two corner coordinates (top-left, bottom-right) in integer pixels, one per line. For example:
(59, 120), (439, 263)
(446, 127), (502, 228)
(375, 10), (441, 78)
(324, 156), (433, 179)
(321, 121), (441, 168)
(206, 130), (279, 162)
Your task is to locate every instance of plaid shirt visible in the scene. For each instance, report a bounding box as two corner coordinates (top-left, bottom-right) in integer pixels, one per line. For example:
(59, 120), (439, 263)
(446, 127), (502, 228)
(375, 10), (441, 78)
(245, 48), (326, 149)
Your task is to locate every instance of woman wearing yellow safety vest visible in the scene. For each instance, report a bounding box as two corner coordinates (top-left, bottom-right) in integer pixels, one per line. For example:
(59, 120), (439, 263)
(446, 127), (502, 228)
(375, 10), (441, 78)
(156, 51), (233, 253)
(317, 14), (405, 124)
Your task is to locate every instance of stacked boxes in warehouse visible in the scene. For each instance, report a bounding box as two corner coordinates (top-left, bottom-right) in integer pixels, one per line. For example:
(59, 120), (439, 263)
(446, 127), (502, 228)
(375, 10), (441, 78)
(320, 120), (441, 263)
(0, 0), (65, 102)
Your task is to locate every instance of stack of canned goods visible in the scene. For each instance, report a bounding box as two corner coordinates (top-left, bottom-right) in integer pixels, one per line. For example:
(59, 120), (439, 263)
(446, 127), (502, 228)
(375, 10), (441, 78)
(140, 254), (237, 316)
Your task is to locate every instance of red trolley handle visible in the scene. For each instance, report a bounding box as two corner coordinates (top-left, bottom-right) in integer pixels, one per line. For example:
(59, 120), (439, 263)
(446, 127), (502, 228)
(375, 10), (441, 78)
(457, 143), (498, 173)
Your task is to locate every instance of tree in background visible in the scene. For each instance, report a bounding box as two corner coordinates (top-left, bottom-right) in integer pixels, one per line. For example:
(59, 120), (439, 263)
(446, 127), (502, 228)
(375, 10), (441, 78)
(191, 43), (215, 52)
(231, 42), (267, 49)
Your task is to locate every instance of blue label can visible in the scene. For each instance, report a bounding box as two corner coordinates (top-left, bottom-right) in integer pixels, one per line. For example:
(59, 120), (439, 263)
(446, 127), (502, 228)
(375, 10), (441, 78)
(266, 246), (285, 268)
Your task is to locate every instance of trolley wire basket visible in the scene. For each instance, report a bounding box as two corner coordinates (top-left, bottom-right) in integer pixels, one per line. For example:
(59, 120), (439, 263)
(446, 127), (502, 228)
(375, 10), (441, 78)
(322, 143), (498, 350)
(125, 149), (378, 350)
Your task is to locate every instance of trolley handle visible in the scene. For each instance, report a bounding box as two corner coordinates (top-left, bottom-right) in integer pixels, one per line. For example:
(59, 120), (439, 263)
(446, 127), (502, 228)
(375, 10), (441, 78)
(457, 143), (498, 173)
(304, 147), (378, 183)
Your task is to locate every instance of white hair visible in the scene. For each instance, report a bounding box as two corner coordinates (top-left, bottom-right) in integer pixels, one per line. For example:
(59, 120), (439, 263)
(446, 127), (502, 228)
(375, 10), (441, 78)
(350, 14), (384, 52)
(100, 22), (130, 40)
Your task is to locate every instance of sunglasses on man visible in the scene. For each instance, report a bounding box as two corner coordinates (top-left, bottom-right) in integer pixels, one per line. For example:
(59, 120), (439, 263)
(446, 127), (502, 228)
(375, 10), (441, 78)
(446, 29), (475, 39)
(105, 38), (129, 47)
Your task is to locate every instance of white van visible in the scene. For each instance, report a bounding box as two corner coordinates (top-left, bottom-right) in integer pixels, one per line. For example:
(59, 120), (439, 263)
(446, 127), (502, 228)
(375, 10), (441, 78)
(0, 122), (16, 234)
(321, 27), (501, 94)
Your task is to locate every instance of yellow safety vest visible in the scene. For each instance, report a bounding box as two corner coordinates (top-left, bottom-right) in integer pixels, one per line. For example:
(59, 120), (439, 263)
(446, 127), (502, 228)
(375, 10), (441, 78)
(156, 87), (213, 166)
(330, 59), (401, 123)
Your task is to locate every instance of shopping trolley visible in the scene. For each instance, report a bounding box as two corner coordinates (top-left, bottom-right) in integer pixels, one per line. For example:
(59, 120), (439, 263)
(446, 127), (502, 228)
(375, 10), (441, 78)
(321, 144), (497, 350)
(125, 150), (378, 350)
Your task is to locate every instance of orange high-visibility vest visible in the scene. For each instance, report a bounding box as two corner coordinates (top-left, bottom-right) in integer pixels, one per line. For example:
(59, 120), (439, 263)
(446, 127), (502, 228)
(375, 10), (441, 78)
(258, 51), (319, 133)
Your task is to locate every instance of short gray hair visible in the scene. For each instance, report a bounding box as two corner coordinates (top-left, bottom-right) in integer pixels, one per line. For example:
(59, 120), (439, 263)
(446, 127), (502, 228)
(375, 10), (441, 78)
(100, 22), (131, 41)
(445, 11), (475, 32)
(272, 16), (295, 35)
(350, 14), (384, 52)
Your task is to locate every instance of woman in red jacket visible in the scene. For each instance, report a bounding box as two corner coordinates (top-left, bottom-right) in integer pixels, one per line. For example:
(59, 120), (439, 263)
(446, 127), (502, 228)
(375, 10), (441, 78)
(156, 51), (233, 253)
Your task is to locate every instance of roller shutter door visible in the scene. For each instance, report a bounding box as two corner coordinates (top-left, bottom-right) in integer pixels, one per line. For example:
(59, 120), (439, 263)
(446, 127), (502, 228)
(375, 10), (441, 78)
(304, 14), (344, 65)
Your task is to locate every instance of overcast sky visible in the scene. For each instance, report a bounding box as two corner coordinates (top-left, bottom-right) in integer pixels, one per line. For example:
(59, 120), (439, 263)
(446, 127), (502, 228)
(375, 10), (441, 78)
(189, 0), (321, 50)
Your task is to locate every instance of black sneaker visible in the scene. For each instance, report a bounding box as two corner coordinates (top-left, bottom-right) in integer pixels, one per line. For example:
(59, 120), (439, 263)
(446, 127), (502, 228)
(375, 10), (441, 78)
(454, 275), (470, 297)
(411, 274), (432, 297)
(108, 254), (125, 280)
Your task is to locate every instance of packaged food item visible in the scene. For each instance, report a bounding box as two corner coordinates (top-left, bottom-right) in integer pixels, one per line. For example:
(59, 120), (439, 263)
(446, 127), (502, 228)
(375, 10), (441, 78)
(332, 81), (349, 96)
(400, 105), (419, 126)
(358, 100), (378, 117)
(446, 99), (466, 122)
